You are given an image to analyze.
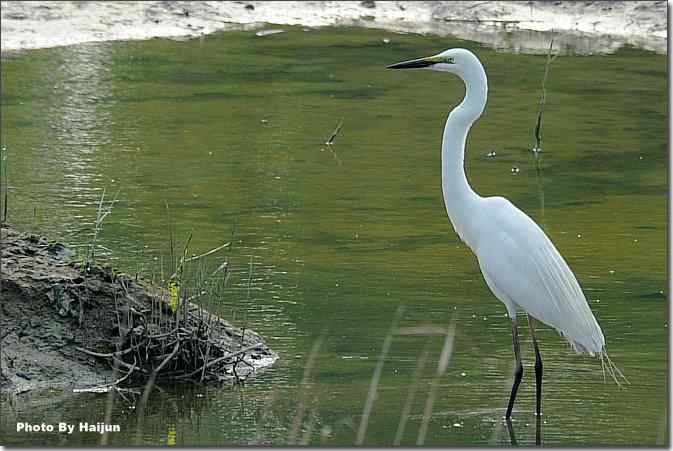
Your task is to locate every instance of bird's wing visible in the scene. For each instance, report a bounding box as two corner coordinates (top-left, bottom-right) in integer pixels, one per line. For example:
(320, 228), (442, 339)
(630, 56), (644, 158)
(477, 197), (605, 355)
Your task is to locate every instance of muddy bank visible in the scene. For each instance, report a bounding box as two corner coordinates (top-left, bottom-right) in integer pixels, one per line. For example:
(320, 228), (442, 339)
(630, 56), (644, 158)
(0, 224), (277, 395)
(0, 1), (666, 55)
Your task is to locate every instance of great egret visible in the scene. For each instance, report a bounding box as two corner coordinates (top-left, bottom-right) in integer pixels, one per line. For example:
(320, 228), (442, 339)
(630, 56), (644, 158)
(387, 48), (625, 419)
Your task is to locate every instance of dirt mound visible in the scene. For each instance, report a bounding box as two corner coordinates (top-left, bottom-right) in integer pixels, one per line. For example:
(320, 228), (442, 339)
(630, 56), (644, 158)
(0, 224), (276, 395)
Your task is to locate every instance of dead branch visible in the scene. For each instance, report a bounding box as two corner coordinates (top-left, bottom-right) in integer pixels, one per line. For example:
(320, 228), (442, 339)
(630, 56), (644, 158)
(325, 118), (345, 145)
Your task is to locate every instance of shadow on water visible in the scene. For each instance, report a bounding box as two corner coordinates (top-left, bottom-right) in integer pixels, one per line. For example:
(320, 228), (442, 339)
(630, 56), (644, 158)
(506, 418), (518, 445)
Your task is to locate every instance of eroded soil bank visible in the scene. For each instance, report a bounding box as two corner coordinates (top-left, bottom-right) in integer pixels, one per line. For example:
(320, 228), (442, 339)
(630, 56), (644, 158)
(0, 224), (276, 395)
(0, 1), (666, 55)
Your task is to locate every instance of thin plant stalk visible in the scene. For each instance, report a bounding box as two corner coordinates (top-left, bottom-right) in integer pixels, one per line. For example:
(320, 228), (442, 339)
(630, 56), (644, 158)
(394, 344), (430, 445)
(300, 398), (320, 445)
(532, 37), (557, 168)
(165, 201), (175, 274)
(416, 317), (456, 446)
(536, 172), (547, 232)
(532, 38), (556, 230)
(0, 145), (7, 223)
(86, 188), (118, 270)
(288, 335), (324, 445)
(355, 304), (405, 446)
(255, 386), (279, 444)
(100, 349), (121, 445)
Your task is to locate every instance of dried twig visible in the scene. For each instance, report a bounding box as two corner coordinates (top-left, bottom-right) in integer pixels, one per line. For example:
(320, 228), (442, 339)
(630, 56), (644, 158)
(73, 357), (137, 393)
(325, 118), (344, 145)
(323, 118), (345, 165)
(184, 241), (230, 262)
(76, 339), (147, 358)
(154, 341), (180, 375)
(77, 226), (271, 391)
(177, 342), (265, 379)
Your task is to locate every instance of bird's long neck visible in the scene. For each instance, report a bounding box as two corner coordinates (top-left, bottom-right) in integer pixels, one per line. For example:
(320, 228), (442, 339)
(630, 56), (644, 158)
(441, 63), (487, 219)
(440, 62), (487, 250)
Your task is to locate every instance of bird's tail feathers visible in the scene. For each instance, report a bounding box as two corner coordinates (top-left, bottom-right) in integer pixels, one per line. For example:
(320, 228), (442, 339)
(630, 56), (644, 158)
(599, 348), (629, 387)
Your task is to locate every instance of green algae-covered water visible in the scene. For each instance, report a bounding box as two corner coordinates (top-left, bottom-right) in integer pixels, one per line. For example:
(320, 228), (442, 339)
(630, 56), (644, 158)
(0, 27), (667, 446)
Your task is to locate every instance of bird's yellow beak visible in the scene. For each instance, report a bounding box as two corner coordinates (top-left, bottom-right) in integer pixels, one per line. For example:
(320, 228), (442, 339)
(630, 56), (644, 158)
(386, 55), (441, 69)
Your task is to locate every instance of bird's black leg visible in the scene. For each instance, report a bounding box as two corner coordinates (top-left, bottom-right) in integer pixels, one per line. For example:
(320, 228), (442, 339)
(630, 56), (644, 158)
(527, 315), (543, 418)
(505, 320), (523, 419)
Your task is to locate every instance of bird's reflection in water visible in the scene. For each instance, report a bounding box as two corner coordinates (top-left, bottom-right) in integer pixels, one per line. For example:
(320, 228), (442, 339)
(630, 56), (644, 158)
(505, 418), (518, 445)
(504, 416), (542, 446)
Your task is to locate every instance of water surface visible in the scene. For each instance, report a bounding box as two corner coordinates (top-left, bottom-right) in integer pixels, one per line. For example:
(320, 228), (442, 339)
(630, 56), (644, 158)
(0, 27), (667, 446)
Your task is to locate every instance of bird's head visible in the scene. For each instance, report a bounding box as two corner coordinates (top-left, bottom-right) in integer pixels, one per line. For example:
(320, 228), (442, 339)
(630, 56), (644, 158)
(386, 48), (482, 79)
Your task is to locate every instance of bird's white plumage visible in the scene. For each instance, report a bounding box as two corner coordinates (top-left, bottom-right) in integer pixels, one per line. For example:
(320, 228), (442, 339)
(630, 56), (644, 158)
(475, 196), (604, 355)
(388, 46), (626, 410)
(425, 47), (606, 357)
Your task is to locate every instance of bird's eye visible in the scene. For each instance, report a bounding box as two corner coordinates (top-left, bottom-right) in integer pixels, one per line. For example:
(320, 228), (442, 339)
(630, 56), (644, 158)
(445, 57), (455, 64)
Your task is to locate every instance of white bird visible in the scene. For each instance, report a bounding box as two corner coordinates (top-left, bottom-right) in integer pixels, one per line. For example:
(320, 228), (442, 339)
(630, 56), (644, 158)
(387, 48), (625, 419)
